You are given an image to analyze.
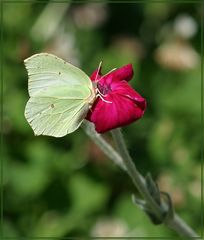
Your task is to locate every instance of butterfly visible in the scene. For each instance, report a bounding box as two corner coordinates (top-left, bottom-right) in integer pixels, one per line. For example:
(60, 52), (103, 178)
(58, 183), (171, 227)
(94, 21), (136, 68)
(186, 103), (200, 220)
(24, 53), (96, 137)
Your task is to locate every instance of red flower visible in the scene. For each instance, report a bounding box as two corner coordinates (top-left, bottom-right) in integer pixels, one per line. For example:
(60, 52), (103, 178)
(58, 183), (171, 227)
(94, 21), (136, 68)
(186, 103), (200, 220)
(86, 64), (146, 133)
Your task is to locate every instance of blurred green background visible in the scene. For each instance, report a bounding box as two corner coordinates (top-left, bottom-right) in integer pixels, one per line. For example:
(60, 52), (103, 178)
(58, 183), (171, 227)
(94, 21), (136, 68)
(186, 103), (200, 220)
(2, 1), (202, 238)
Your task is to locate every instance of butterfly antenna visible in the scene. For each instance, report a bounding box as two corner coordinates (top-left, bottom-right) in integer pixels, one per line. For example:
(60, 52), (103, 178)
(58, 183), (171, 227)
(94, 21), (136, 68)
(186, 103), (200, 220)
(97, 67), (117, 82)
(95, 61), (102, 81)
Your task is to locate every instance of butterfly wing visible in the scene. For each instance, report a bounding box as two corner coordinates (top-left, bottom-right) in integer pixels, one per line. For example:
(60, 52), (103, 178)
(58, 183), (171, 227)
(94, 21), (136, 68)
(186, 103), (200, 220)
(24, 53), (93, 97)
(24, 53), (95, 137)
(25, 97), (89, 137)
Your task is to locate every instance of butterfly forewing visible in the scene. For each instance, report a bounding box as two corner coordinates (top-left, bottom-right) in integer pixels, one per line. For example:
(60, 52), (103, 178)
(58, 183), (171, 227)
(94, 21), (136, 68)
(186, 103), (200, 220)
(24, 53), (93, 97)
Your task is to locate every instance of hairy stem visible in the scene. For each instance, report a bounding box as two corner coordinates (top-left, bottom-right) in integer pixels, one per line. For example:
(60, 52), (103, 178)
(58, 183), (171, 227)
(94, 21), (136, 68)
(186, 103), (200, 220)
(111, 128), (199, 238)
(82, 121), (200, 238)
(167, 214), (200, 238)
(111, 128), (163, 220)
(81, 121), (125, 170)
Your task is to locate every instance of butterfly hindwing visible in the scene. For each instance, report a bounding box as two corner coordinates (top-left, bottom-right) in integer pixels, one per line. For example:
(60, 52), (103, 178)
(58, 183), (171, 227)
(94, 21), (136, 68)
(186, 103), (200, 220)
(25, 97), (89, 137)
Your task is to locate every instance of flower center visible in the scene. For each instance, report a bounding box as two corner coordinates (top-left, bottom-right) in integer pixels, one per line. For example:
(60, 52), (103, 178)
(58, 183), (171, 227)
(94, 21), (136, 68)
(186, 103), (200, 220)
(97, 82), (111, 95)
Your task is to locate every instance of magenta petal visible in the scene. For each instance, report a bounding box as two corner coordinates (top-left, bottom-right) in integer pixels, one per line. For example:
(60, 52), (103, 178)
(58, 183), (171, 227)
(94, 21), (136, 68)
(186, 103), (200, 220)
(87, 82), (146, 133)
(98, 64), (134, 87)
(111, 64), (134, 82)
(90, 63), (133, 84)
(111, 80), (146, 106)
(95, 64), (133, 89)
(87, 63), (146, 133)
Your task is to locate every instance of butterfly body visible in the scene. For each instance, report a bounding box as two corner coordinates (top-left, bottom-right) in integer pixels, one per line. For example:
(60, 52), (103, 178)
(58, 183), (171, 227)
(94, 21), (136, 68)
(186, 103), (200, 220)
(24, 53), (96, 137)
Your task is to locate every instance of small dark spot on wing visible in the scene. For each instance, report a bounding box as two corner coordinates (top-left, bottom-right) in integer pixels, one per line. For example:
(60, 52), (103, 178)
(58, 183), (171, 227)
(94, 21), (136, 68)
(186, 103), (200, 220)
(59, 72), (61, 75)
(51, 104), (54, 108)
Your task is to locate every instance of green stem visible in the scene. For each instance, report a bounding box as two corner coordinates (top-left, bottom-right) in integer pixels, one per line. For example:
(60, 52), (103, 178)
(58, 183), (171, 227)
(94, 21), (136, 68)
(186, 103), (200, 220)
(167, 214), (200, 238)
(111, 128), (163, 221)
(81, 121), (125, 170)
(82, 121), (200, 238)
(111, 128), (199, 238)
